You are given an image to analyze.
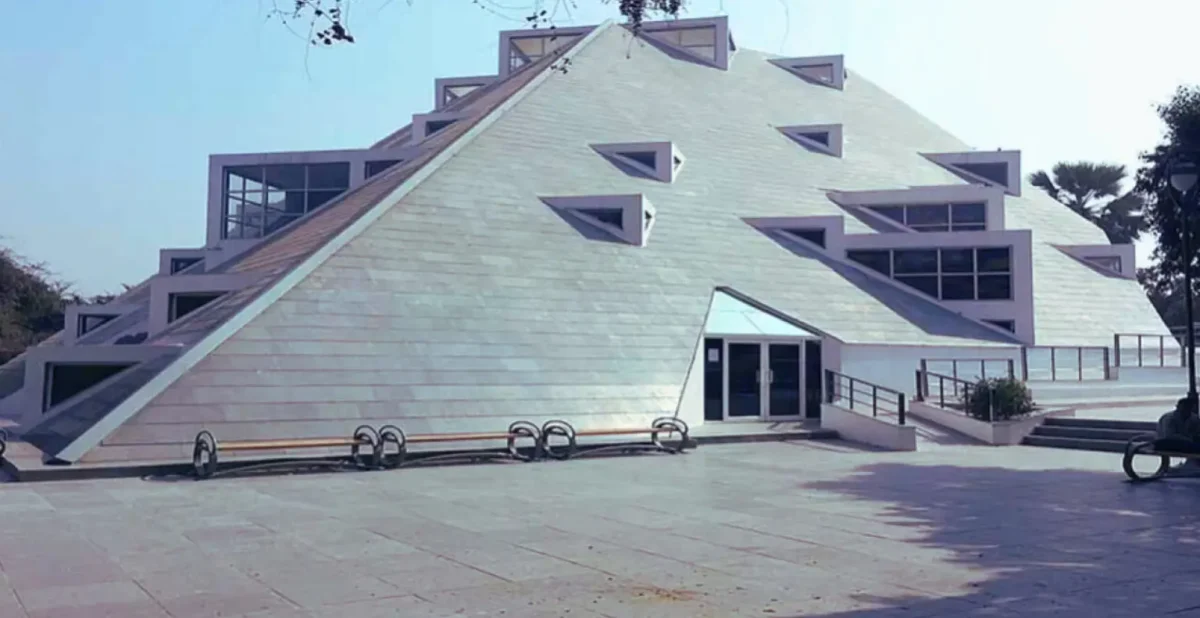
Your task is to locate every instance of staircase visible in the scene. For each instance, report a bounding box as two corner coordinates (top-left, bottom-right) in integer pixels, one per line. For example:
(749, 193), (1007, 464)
(1023, 417), (1155, 452)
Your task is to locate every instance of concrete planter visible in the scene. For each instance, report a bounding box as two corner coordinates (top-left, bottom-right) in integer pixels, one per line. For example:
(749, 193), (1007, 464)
(909, 401), (1075, 445)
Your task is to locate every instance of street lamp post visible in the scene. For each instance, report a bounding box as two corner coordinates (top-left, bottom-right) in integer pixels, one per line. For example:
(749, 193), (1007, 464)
(1168, 150), (1200, 401)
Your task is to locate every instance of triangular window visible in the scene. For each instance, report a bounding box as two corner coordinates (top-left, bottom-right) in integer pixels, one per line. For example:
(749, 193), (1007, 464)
(78, 314), (116, 337)
(542, 194), (656, 246)
(1084, 255), (1122, 273)
(578, 208), (625, 230)
(624, 151), (658, 171)
(783, 228), (826, 248)
(365, 159), (404, 179)
(956, 162), (1009, 186)
(636, 17), (734, 70)
(770, 55), (846, 90)
(507, 32), (581, 73)
(778, 124), (843, 158)
(426, 119), (456, 136)
(591, 141), (683, 183)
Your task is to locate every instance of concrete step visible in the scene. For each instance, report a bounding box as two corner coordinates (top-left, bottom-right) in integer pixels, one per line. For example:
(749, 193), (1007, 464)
(1021, 435), (1128, 453)
(1042, 417), (1156, 432)
(1030, 426), (1145, 441)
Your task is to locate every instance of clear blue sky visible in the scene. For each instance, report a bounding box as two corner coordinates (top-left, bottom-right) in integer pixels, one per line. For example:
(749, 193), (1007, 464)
(3, 0), (1199, 295)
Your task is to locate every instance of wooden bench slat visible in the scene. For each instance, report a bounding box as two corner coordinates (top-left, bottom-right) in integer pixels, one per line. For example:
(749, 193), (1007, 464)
(220, 438), (361, 451)
(575, 428), (675, 437)
(408, 433), (517, 443)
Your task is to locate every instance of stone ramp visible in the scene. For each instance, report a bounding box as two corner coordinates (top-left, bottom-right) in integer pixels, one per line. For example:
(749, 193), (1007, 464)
(904, 414), (980, 447)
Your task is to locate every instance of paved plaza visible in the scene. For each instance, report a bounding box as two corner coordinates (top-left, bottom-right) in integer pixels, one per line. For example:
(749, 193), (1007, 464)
(1, 440), (1199, 617)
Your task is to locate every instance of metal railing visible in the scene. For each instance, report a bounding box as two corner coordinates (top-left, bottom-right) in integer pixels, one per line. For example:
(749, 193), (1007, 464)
(1113, 333), (1185, 368)
(824, 369), (906, 425)
(1020, 346), (1111, 382)
(914, 370), (1002, 423)
(919, 358), (1015, 383)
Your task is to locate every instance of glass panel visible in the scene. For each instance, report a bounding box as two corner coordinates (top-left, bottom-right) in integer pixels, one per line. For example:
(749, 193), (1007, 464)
(306, 190), (345, 213)
(308, 162), (350, 189)
(951, 202), (986, 223)
(906, 204), (949, 226)
(847, 250), (891, 276)
(45, 364), (131, 411)
(512, 36), (545, 57)
(727, 343), (762, 417)
(365, 159), (402, 179)
(896, 275), (939, 297)
(225, 196), (248, 218)
(786, 228), (825, 248)
(869, 206), (905, 224)
(225, 166), (263, 192)
(425, 119), (456, 136)
(798, 131), (830, 146)
(951, 223), (987, 232)
(804, 340), (823, 419)
(263, 164), (306, 191)
(977, 274), (1012, 300)
(957, 162), (1009, 186)
(704, 338), (724, 421)
(679, 26), (717, 47)
(624, 151), (658, 170)
(985, 319), (1016, 332)
(910, 223), (950, 232)
(977, 247), (1011, 272)
(940, 248), (975, 273)
(940, 275), (976, 300)
(79, 314), (114, 335)
(169, 293), (223, 322)
(893, 249), (938, 274)
(170, 257), (201, 274)
(768, 344), (802, 417)
(578, 208), (624, 230)
(447, 84), (480, 98)
(795, 64), (834, 83)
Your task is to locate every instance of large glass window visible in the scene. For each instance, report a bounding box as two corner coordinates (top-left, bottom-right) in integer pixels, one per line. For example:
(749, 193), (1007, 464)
(647, 26), (718, 61)
(222, 162), (350, 239)
(847, 246), (1013, 301)
(508, 33), (579, 72)
(865, 203), (987, 232)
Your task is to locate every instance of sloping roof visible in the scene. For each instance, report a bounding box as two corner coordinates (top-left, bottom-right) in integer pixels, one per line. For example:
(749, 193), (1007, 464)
(27, 33), (589, 462)
(705, 290), (818, 337)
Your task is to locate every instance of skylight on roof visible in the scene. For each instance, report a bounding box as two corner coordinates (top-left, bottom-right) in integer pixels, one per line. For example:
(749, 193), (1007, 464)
(770, 55), (846, 90)
(638, 16), (734, 71)
(542, 194), (656, 247)
(591, 141), (685, 183)
(923, 151), (1022, 196)
(778, 124), (843, 158)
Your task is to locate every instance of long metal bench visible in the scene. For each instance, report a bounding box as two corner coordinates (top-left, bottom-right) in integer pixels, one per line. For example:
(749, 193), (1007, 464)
(539, 417), (691, 460)
(192, 426), (381, 479)
(378, 421), (540, 468)
(1122, 433), (1200, 482)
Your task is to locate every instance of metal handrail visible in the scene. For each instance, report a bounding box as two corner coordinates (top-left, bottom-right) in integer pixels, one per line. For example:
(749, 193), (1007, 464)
(918, 358), (1015, 382)
(1113, 333), (1185, 368)
(1020, 345), (1112, 381)
(914, 369), (998, 423)
(824, 369), (906, 425)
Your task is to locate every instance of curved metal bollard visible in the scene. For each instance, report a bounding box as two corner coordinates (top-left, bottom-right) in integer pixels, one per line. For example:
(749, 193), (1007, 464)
(651, 417), (691, 454)
(506, 421), (542, 461)
(378, 425), (407, 469)
(1123, 433), (1181, 482)
(0, 428), (8, 461)
(192, 430), (219, 479)
(539, 420), (578, 460)
(351, 425), (382, 469)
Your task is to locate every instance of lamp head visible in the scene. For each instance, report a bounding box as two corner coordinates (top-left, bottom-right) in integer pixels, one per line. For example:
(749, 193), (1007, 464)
(1168, 150), (1200, 209)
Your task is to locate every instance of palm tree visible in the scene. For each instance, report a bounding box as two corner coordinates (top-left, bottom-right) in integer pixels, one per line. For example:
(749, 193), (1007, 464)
(1028, 162), (1147, 244)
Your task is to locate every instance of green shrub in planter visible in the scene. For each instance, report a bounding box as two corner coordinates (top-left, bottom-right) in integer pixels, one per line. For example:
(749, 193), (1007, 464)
(961, 377), (1035, 422)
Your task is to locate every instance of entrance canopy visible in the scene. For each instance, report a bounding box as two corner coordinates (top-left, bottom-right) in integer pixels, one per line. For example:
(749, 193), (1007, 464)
(704, 291), (818, 338)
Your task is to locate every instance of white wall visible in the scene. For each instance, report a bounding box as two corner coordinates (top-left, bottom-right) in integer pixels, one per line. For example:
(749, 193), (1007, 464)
(676, 335), (706, 427)
(840, 343), (1022, 399)
(821, 403), (916, 451)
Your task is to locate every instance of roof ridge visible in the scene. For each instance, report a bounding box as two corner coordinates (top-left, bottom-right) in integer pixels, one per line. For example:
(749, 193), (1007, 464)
(52, 21), (615, 463)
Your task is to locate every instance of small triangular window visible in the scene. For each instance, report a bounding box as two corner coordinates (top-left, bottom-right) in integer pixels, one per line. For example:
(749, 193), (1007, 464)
(795, 64), (834, 84)
(578, 208), (624, 230)
(955, 162), (1009, 186)
(623, 151), (658, 171)
(798, 132), (830, 146)
(783, 228), (825, 248)
(426, 119), (457, 136)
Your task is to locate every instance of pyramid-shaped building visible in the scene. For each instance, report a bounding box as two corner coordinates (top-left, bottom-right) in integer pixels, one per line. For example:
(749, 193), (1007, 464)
(0, 16), (1173, 466)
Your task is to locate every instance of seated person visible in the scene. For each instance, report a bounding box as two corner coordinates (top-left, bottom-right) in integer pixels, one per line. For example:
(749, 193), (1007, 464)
(1157, 397), (1200, 472)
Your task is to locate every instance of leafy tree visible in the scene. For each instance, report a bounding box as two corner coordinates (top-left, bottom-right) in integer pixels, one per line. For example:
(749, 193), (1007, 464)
(272, 0), (685, 47)
(1138, 86), (1200, 285)
(1028, 162), (1147, 244)
(0, 247), (70, 364)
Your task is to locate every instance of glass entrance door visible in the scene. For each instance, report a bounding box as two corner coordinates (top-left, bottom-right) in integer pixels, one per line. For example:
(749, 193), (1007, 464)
(727, 342), (762, 418)
(767, 343), (802, 417)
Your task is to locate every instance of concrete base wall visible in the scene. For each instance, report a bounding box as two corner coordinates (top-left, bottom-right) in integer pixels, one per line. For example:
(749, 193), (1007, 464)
(909, 401), (1074, 445)
(821, 403), (916, 451)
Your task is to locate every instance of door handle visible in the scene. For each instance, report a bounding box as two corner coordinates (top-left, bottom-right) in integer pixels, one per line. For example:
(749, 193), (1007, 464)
(755, 369), (760, 384)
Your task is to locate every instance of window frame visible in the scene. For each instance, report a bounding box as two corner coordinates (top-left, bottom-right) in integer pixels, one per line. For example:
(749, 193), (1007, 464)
(220, 162), (352, 240)
(865, 202), (988, 233)
(846, 246), (1014, 302)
